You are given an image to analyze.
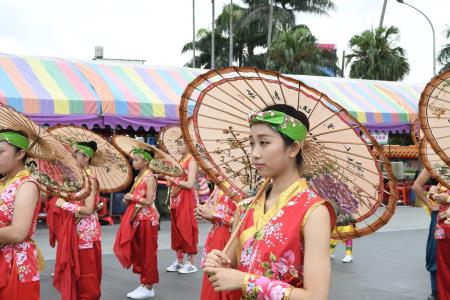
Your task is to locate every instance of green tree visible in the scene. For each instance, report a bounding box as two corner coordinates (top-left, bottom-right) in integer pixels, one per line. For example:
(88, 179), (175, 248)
(182, 0), (336, 70)
(182, 28), (229, 68)
(267, 25), (339, 75)
(438, 26), (450, 74)
(345, 26), (409, 81)
(240, 0), (334, 67)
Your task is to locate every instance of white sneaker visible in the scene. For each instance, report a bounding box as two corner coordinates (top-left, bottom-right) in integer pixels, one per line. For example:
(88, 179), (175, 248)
(128, 286), (155, 299)
(342, 255), (353, 263)
(127, 285), (144, 298)
(178, 262), (198, 274)
(330, 254), (335, 260)
(166, 260), (184, 272)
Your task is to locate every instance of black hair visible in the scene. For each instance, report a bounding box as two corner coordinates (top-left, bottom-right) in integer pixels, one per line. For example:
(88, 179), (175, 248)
(77, 141), (98, 152)
(0, 129), (29, 163)
(262, 104), (309, 165)
(144, 149), (155, 159)
(77, 141), (97, 162)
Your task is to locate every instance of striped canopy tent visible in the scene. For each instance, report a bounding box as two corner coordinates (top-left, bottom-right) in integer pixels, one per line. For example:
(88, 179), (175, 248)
(0, 53), (424, 133)
(291, 74), (424, 133)
(0, 53), (201, 130)
(0, 53), (102, 126)
(73, 60), (201, 130)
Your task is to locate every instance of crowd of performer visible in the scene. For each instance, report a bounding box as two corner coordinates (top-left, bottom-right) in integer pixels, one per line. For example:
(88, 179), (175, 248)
(0, 102), (449, 300)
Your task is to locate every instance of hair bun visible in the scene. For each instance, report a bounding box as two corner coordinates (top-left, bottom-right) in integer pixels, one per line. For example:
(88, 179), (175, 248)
(87, 141), (97, 152)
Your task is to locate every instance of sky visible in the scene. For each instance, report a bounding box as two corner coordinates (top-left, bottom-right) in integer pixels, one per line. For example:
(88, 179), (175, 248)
(0, 0), (448, 83)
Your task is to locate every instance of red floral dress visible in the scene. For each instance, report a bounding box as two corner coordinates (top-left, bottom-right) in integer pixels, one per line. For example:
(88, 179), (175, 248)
(201, 186), (237, 267)
(170, 155), (199, 254)
(434, 184), (450, 240)
(236, 179), (335, 299)
(132, 170), (159, 228)
(433, 185), (450, 300)
(0, 170), (40, 285)
(62, 175), (101, 249)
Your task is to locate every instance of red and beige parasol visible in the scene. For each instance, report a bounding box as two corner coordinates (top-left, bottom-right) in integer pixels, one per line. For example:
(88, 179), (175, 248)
(179, 67), (397, 239)
(0, 104), (90, 200)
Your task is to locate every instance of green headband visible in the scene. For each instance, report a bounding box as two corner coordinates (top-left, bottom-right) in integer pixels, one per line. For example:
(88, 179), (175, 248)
(248, 110), (308, 142)
(74, 143), (95, 158)
(132, 147), (153, 163)
(0, 132), (30, 151)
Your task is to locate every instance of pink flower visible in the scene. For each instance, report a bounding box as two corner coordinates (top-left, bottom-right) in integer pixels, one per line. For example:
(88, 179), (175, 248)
(276, 250), (295, 276)
(256, 277), (285, 300)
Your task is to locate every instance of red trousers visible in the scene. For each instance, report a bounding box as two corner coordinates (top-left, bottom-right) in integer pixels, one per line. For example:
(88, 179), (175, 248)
(171, 189), (198, 255)
(131, 220), (159, 285)
(200, 272), (241, 300)
(0, 255), (40, 300)
(77, 241), (102, 300)
(437, 238), (450, 300)
(200, 226), (240, 300)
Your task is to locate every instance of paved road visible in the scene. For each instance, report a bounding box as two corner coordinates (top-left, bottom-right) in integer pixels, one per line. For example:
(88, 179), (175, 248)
(37, 207), (433, 299)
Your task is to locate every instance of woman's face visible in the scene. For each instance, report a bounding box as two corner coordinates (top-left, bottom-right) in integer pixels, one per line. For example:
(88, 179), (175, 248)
(73, 150), (89, 167)
(177, 141), (187, 155)
(131, 153), (148, 171)
(249, 123), (299, 178)
(0, 142), (25, 174)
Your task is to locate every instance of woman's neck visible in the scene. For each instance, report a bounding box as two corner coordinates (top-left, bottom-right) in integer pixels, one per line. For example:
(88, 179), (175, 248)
(81, 161), (89, 171)
(139, 167), (150, 176)
(5, 164), (26, 180)
(268, 164), (300, 201)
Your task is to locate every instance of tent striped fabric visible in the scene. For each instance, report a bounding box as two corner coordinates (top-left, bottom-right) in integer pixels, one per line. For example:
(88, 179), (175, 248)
(0, 53), (425, 132)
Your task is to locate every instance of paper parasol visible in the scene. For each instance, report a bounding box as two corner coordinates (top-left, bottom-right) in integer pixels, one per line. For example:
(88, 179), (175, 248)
(158, 125), (183, 161)
(0, 104), (90, 200)
(179, 67), (397, 239)
(419, 70), (450, 168)
(420, 136), (450, 188)
(48, 125), (133, 193)
(112, 135), (185, 177)
(159, 119), (210, 164)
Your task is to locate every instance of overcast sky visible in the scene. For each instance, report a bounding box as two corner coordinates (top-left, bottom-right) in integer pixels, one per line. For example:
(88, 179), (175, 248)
(0, 0), (448, 83)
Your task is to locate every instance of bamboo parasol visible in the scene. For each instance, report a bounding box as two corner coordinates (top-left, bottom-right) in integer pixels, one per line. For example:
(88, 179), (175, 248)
(0, 104), (90, 200)
(48, 125), (132, 193)
(179, 67), (397, 240)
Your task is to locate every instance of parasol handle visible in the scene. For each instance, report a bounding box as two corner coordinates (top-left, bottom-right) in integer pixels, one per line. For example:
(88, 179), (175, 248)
(165, 185), (171, 210)
(222, 178), (270, 254)
(131, 206), (142, 223)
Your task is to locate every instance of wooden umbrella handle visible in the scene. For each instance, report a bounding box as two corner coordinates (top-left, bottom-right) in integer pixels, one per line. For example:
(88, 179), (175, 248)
(222, 178), (270, 254)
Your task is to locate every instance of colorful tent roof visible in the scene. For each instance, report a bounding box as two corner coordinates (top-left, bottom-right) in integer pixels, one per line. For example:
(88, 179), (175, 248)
(0, 53), (424, 132)
(0, 53), (202, 130)
(291, 75), (425, 132)
(73, 60), (201, 128)
(0, 54), (101, 116)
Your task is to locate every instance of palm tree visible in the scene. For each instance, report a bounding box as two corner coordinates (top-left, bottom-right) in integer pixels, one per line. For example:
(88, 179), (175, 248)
(346, 26), (409, 81)
(215, 3), (246, 66)
(276, 0), (335, 12)
(267, 25), (339, 75)
(243, 0), (335, 67)
(438, 26), (450, 74)
(182, 28), (229, 68)
(240, 0), (296, 66)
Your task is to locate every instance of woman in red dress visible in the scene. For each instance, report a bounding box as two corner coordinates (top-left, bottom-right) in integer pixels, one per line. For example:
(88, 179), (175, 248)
(196, 180), (240, 300)
(54, 141), (102, 300)
(0, 129), (41, 300)
(204, 104), (336, 300)
(166, 140), (199, 274)
(428, 184), (450, 300)
(114, 147), (159, 300)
